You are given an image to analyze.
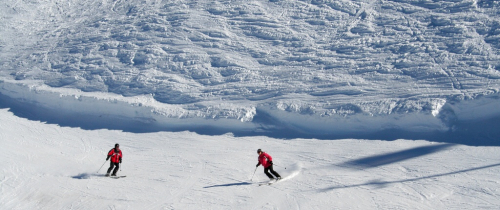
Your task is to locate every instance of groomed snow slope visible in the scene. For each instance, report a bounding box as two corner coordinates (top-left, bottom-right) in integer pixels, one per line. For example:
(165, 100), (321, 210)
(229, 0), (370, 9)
(2, 108), (500, 209)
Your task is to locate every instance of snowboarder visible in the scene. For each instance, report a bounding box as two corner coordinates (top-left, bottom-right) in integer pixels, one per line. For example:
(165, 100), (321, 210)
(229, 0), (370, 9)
(105, 143), (122, 177)
(256, 149), (281, 181)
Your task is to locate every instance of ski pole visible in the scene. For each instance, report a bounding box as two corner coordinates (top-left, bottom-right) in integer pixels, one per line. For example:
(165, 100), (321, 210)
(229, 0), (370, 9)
(97, 160), (107, 173)
(250, 167), (258, 181)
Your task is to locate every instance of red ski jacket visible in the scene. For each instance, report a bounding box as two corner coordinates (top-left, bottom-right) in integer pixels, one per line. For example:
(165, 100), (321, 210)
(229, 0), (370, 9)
(107, 149), (122, 163)
(258, 152), (273, 168)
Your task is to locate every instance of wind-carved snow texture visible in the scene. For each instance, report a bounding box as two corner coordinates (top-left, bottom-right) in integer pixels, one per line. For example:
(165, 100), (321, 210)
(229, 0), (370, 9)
(1, 0), (500, 143)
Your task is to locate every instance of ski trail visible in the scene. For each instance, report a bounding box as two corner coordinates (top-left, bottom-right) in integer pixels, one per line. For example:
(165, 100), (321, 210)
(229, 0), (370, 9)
(281, 169), (299, 182)
(259, 163), (302, 185)
(144, 145), (206, 209)
(250, 162), (302, 208)
(280, 162), (301, 182)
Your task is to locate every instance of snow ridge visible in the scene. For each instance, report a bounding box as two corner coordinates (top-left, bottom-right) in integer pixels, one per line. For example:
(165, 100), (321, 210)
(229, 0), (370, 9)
(2, 78), (500, 145)
(2, 0), (500, 144)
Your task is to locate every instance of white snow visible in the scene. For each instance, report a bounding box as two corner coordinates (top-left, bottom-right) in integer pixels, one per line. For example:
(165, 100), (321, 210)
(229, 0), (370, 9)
(1, 0), (500, 139)
(2, 109), (500, 209)
(1, 0), (500, 209)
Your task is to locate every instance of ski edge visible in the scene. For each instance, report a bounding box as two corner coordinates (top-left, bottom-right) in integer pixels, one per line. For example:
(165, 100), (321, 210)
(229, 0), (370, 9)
(258, 180), (279, 186)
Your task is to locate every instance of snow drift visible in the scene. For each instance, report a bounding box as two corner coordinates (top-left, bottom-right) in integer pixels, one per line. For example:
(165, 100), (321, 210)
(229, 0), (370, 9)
(1, 0), (500, 144)
(2, 78), (500, 145)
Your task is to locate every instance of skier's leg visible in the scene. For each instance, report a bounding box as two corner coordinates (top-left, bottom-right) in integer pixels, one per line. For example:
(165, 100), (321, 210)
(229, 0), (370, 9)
(264, 167), (274, 179)
(269, 165), (281, 178)
(106, 161), (115, 174)
(112, 163), (119, 175)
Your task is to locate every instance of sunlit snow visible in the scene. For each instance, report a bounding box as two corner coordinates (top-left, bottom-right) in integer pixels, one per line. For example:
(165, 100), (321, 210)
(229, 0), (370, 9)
(1, 0), (500, 209)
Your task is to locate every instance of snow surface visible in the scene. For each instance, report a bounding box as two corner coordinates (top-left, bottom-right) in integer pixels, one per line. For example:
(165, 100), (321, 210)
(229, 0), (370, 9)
(1, 0), (500, 142)
(2, 0), (500, 209)
(2, 108), (500, 209)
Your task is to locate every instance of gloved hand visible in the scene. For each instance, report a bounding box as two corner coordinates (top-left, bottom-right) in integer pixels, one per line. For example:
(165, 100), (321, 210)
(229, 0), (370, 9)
(106, 157), (110, 161)
(269, 161), (273, 165)
(120, 159), (122, 163)
(256, 163), (260, 167)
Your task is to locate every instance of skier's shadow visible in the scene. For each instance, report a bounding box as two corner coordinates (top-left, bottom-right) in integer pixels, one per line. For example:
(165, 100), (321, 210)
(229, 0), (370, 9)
(340, 144), (456, 169)
(320, 162), (500, 191)
(203, 181), (253, 188)
(71, 173), (105, 179)
(320, 143), (500, 191)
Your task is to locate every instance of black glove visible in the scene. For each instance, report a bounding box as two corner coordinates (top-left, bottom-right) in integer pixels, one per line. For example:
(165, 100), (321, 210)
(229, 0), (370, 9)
(269, 161), (273, 165)
(256, 163), (260, 167)
(106, 156), (110, 161)
(119, 159), (122, 163)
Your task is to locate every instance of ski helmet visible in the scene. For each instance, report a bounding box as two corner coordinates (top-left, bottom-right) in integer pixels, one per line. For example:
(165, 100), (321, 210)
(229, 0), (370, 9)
(115, 143), (120, 147)
(257, 149), (262, 153)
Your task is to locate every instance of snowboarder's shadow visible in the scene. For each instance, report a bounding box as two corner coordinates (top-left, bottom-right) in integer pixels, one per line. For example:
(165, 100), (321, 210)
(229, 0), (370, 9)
(71, 173), (106, 179)
(203, 181), (253, 188)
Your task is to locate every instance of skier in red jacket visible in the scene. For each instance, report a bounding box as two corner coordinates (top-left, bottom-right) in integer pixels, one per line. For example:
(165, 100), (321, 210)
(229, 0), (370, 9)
(106, 143), (122, 177)
(256, 149), (281, 181)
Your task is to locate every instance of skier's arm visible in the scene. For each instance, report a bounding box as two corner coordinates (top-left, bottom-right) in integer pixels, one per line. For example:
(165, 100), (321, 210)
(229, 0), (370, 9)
(256, 162), (260, 167)
(264, 153), (273, 162)
(106, 149), (113, 160)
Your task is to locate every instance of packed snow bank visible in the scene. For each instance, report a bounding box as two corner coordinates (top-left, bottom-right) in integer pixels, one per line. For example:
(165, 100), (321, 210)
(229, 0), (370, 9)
(2, 78), (500, 145)
(2, 0), (500, 144)
(0, 78), (258, 133)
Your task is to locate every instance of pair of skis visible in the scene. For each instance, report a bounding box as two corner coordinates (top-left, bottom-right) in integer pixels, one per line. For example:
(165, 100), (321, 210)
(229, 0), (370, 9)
(258, 178), (281, 186)
(105, 174), (126, 179)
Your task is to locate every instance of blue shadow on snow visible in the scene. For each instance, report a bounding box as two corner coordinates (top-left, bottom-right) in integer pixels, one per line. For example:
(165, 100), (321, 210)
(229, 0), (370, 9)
(71, 173), (106, 179)
(1, 92), (500, 146)
(320, 162), (500, 192)
(340, 144), (456, 169)
(203, 182), (253, 188)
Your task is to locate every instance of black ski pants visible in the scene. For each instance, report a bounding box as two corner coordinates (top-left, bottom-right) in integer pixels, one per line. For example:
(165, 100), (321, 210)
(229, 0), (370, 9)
(264, 165), (281, 179)
(107, 162), (119, 175)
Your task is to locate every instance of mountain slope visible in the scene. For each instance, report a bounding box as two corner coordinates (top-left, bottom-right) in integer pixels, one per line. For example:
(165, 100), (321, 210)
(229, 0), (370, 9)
(1, 0), (500, 140)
